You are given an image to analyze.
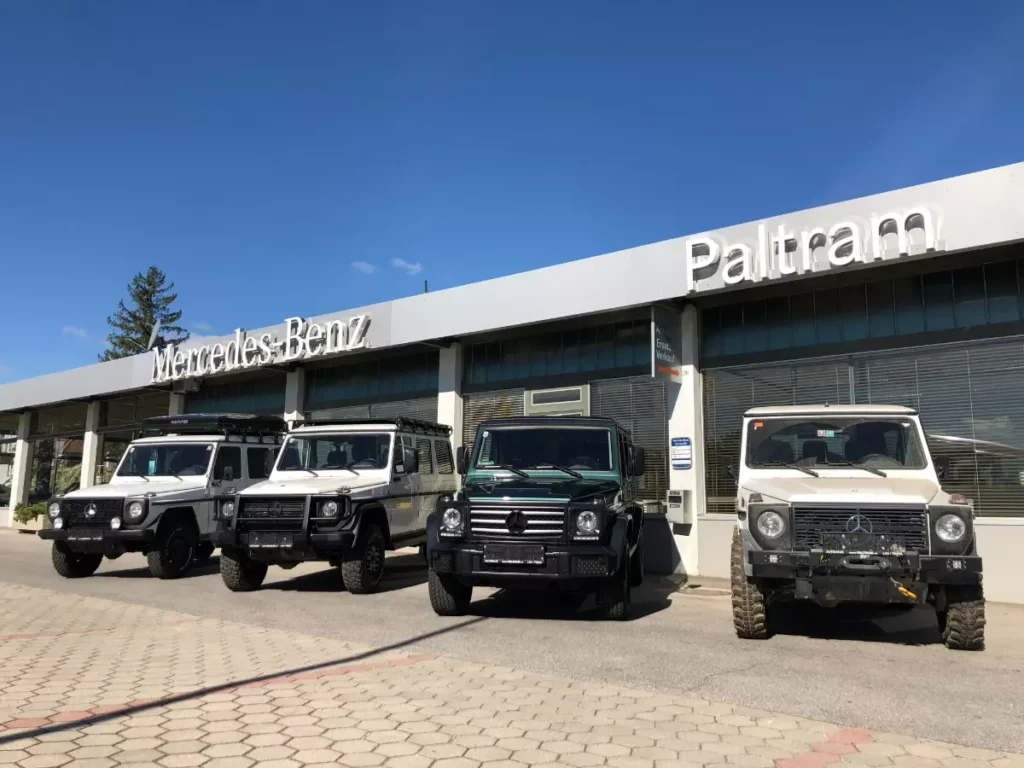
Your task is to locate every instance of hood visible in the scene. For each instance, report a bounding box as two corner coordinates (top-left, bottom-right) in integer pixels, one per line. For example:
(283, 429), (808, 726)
(63, 477), (208, 500)
(744, 476), (941, 506)
(243, 474), (388, 497)
(465, 477), (620, 503)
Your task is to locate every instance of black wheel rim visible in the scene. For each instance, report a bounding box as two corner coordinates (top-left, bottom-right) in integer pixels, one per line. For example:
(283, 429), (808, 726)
(366, 539), (384, 584)
(167, 533), (192, 571)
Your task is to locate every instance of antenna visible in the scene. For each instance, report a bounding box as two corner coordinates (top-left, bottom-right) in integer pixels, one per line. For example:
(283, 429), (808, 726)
(424, 280), (428, 294)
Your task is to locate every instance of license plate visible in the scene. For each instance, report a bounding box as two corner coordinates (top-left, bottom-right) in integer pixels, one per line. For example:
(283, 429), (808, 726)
(248, 532), (294, 549)
(68, 530), (104, 542)
(483, 543), (545, 565)
(820, 533), (905, 554)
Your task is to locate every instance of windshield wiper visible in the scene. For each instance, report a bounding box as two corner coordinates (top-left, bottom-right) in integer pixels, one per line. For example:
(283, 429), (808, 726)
(131, 473), (150, 482)
(324, 465), (360, 476)
(826, 461), (888, 478)
(281, 466), (319, 476)
(760, 461), (819, 477)
(531, 463), (584, 479)
(479, 463), (530, 479)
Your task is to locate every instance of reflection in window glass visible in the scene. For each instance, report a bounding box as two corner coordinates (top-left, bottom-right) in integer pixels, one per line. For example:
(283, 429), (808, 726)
(986, 261), (1020, 323)
(840, 285), (868, 341)
(742, 301), (767, 353)
(866, 281), (896, 338)
(766, 298), (790, 350)
(923, 271), (955, 332)
(790, 293), (816, 347)
(814, 289), (841, 344)
(893, 276), (926, 335)
(954, 266), (987, 328)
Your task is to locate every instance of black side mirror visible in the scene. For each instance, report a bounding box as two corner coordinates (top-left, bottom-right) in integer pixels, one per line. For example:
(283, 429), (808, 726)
(631, 447), (646, 477)
(456, 446), (468, 475)
(934, 455), (950, 480)
(402, 446), (419, 474)
(725, 461), (737, 480)
(223, 465), (234, 483)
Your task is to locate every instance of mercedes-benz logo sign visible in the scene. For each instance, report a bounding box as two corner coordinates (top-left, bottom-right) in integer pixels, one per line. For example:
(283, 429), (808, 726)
(269, 501), (283, 516)
(846, 514), (873, 534)
(505, 510), (528, 535)
(85, 503), (97, 518)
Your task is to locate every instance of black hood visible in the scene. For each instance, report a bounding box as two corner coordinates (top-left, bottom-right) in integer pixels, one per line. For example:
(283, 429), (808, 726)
(464, 477), (620, 503)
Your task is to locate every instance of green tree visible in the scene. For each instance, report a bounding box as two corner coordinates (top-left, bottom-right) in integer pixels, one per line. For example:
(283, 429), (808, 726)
(99, 267), (189, 361)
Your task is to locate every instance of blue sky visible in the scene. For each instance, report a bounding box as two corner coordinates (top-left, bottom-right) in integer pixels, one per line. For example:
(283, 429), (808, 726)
(1, 1), (1023, 383)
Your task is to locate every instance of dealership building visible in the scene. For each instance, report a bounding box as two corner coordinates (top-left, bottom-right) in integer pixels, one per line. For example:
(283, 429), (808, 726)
(2, 162), (1024, 602)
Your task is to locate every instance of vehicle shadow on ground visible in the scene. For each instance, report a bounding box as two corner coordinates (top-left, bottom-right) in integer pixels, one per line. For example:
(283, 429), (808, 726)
(264, 554), (428, 594)
(769, 602), (943, 646)
(468, 573), (685, 622)
(96, 557), (222, 579)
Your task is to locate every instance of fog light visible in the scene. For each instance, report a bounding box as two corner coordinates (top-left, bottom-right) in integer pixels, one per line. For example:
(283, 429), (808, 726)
(110, 517), (122, 530)
(48, 502), (61, 520)
(53, 517), (64, 530)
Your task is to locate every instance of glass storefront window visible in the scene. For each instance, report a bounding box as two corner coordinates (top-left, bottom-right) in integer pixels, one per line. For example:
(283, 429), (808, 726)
(186, 375), (286, 415)
(305, 352), (439, 411)
(102, 391), (169, 429)
(31, 404), (88, 438)
(29, 437), (83, 503)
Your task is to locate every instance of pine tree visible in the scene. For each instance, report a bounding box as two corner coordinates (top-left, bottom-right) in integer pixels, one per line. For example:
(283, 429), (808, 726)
(99, 267), (190, 361)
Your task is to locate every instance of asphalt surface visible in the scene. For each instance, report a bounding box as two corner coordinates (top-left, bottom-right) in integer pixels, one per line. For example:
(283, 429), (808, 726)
(1, 529), (1021, 752)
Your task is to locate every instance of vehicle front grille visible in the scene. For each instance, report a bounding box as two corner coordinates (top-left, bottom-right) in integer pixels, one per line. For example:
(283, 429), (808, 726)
(469, 504), (567, 541)
(62, 498), (123, 525)
(792, 504), (928, 553)
(238, 497), (306, 532)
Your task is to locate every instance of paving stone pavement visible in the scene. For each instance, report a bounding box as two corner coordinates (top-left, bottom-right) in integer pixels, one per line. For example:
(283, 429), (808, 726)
(0, 583), (1021, 768)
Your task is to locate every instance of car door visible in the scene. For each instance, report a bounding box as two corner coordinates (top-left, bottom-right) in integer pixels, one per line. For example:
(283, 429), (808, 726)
(207, 445), (242, 537)
(413, 437), (438, 533)
(386, 435), (418, 536)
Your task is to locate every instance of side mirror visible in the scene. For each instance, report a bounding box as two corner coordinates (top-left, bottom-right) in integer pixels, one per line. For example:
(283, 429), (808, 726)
(456, 446), (468, 476)
(223, 465), (234, 483)
(934, 455), (950, 481)
(403, 446), (419, 474)
(725, 461), (737, 480)
(631, 447), (646, 477)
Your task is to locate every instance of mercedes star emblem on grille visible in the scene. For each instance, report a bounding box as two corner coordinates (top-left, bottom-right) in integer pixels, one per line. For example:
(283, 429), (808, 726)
(505, 510), (528, 535)
(269, 501), (283, 516)
(85, 503), (97, 518)
(846, 514), (873, 534)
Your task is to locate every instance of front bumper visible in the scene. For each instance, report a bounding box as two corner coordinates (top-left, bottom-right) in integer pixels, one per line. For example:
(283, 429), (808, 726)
(215, 526), (355, 558)
(39, 527), (155, 552)
(749, 549), (983, 586)
(429, 540), (623, 583)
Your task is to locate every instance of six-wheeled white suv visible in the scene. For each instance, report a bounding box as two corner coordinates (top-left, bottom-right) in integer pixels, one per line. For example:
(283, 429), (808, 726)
(731, 404), (985, 650)
(216, 417), (458, 593)
(39, 413), (285, 579)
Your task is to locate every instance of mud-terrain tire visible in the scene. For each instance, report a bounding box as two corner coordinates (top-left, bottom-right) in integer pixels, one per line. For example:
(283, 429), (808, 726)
(731, 527), (769, 639)
(220, 548), (268, 592)
(630, 531), (645, 587)
(51, 542), (103, 579)
(147, 519), (198, 579)
(428, 568), (472, 616)
(942, 586), (986, 651)
(596, 551), (631, 621)
(341, 524), (386, 594)
(194, 541), (215, 563)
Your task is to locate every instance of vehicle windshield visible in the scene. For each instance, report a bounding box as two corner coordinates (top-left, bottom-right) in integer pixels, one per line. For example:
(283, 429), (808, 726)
(746, 417), (928, 470)
(277, 433), (392, 471)
(473, 427), (615, 473)
(117, 443), (214, 477)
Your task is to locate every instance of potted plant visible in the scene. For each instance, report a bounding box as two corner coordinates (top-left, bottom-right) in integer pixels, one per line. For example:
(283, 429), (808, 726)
(13, 501), (47, 532)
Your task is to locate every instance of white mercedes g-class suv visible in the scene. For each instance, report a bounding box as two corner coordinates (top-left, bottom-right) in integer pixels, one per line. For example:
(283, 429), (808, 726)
(216, 417), (458, 594)
(39, 413), (285, 579)
(731, 404), (985, 650)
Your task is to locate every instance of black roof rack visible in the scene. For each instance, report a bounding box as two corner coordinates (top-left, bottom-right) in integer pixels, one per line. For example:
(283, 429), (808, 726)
(141, 413), (287, 437)
(289, 417), (452, 437)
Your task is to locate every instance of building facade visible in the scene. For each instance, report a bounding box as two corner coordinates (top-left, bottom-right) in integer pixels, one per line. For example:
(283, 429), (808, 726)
(3, 162), (1024, 602)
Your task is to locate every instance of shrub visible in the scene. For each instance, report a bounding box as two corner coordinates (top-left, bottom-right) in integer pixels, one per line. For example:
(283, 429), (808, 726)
(14, 502), (47, 525)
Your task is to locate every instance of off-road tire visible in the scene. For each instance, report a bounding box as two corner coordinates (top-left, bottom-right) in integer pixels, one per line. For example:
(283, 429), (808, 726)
(341, 524), (387, 594)
(596, 551), (631, 621)
(942, 586), (986, 651)
(731, 528), (769, 639)
(51, 542), (103, 579)
(630, 531), (645, 587)
(194, 541), (215, 563)
(428, 568), (472, 616)
(147, 520), (198, 579)
(220, 549), (268, 592)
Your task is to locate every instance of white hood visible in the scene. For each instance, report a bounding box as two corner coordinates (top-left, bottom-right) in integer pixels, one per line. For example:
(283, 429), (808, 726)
(63, 477), (209, 501)
(243, 473), (389, 498)
(743, 475), (941, 506)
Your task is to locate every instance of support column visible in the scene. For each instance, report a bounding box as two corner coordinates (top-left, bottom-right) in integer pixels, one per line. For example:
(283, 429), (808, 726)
(284, 368), (306, 425)
(168, 393), (186, 416)
(8, 412), (34, 519)
(437, 344), (464, 450)
(664, 304), (706, 576)
(79, 401), (103, 490)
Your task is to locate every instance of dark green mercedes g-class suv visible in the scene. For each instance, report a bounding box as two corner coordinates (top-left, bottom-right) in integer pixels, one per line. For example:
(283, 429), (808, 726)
(426, 416), (647, 620)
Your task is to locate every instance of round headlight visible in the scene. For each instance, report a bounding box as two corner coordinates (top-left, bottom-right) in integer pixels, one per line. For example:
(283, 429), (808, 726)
(53, 517), (63, 530)
(576, 509), (598, 534)
(221, 501), (235, 518)
(48, 502), (61, 520)
(110, 516), (122, 530)
(126, 501), (145, 520)
(756, 510), (786, 539)
(442, 507), (462, 531)
(935, 513), (967, 543)
(322, 500), (339, 517)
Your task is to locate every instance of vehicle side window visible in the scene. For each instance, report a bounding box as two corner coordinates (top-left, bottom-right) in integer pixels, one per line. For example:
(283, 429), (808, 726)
(214, 446), (242, 481)
(435, 440), (454, 474)
(415, 438), (434, 474)
(247, 447), (277, 480)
